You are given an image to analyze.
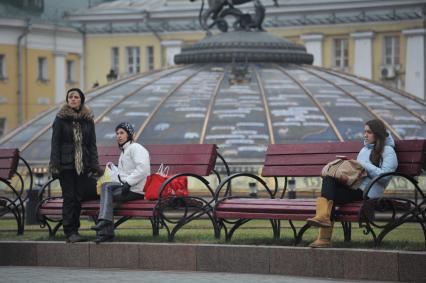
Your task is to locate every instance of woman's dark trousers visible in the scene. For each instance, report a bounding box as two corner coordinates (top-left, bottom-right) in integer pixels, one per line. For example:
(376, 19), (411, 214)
(98, 183), (144, 237)
(59, 170), (87, 237)
(320, 176), (364, 220)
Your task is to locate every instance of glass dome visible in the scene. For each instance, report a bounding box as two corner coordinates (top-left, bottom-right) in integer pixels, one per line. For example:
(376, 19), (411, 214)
(1, 30), (425, 167)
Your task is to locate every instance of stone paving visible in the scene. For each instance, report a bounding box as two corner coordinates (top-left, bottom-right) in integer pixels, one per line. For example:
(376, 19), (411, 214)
(0, 267), (396, 283)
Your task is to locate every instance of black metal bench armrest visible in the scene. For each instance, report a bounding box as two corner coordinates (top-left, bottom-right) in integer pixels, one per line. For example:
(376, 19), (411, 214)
(214, 172), (273, 202)
(18, 156), (33, 202)
(362, 171), (423, 200)
(38, 177), (59, 201)
(157, 173), (213, 201)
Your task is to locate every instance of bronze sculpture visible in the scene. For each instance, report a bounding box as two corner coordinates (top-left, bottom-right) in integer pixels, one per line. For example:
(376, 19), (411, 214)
(190, 0), (278, 34)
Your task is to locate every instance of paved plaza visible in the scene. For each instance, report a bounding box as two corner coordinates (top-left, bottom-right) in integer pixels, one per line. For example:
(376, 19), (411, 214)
(0, 266), (397, 283)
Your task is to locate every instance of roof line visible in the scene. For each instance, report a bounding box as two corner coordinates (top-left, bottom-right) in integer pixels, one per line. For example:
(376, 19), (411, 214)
(253, 65), (275, 144)
(313, 66), (426, 123)
(275, 64), (344, 142)
(17, 71), (153, 152)
(94, 66), (186, 124)
(319, 66), (426, 107)
(300, 66), (402, 140)
(0, 107), (57, 145)
(134, 65), (206, 141)
(199, 67), (226, 144)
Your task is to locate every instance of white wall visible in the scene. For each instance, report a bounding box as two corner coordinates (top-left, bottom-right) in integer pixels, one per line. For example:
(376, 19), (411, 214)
(403, 29), (425, 100)
(300, 34), (324, 66)
(351, 32), (374, 79)
(161, 40), (182, 67)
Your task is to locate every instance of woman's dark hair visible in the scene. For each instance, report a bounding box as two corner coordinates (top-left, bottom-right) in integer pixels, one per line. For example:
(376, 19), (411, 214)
(366, 119), (388, 166)
(66, 88), (85, 105)
(115, 122), (135, 142)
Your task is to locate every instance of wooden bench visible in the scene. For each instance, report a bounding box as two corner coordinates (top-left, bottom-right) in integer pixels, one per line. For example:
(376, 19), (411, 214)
(37, 144), (229, 241)
(214, 140), (426, 246)
(0, 148), (33, 235)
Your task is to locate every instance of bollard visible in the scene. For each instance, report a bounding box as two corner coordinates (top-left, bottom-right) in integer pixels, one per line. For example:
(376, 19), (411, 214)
(249, 182), (258, 197)
(25, 187), (40, 225)
(287, 179), (296, 199)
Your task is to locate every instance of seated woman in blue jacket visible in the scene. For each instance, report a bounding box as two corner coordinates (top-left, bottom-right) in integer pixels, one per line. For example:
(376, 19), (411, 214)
(91, 122), (150, 243)
(307, 119), (398, 248)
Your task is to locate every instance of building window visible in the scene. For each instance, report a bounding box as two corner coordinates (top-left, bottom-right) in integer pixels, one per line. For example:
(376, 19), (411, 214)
(66, 60), (76, 83)
(0, 118), (5, 137)
(37, 57), (48, 81)
(383, 36), (400, 66)
(0, 54), (6, 80)
(147, 46), (154, 71)
(111, 47), (119, 73)
(333, 38), (348, 69)
(126, 47), (140, 74)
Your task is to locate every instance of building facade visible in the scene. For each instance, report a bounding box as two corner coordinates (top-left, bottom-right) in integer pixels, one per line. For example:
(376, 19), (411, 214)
(0, 0), (425, 137)
(67, 0), (426, 100)
(0, 0), (108, 137)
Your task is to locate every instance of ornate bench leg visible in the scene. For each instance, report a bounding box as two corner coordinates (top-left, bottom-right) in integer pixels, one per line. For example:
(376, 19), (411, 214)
(49, 221), (63, 238)
(1, 197), (22, 235)
(215, 219), (224, 239)
(295, 223), (310, 245)
(341, 222), (352, 242)
(150, 217), (160, 237)
(270, 219), (280, 239)
(227, 219), (250, 241)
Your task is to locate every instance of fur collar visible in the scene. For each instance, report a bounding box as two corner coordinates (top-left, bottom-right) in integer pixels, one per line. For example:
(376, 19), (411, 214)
(57, 104), (94, 121)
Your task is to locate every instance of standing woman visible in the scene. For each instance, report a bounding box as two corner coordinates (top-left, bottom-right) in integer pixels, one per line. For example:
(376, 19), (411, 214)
(49, 88), (101, 243)
(306, 119), (398, 248)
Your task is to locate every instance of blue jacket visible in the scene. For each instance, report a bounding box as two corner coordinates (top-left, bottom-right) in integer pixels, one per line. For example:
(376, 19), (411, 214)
(356, 134), (398, 198)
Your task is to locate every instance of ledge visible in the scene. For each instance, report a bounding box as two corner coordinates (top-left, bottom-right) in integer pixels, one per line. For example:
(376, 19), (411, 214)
(0, 241), (425, 282)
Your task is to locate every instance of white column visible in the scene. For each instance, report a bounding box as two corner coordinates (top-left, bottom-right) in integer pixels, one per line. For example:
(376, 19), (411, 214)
(54, 52), (66, 104)
(402, 28), (425, 100)
(161, 40), (182, 67)
(79, 53), (85, 90)
(300, 34), (324, 66)
(350, 32), (374, 79)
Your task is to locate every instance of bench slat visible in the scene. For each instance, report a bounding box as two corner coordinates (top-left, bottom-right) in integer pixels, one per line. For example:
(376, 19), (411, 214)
(98, 145), (217, 176)
(101, 155), (215, 167)
(265, 151), (424, 166)
(0, 169), (13, 180)
(215, 211), (316, 220)
(0, 149), (19, 179)
(145, 144), (216, 155)
(217, 203), (317, 213)
(0, 158), (17, 168)
(267, 142), (362, 155)
(262, 163), (422, 177)
(0, 148), (19, 157)
(150, 154), (215, 165)
(220, 198), (316, 205)
(394, 140), (426, 152)
(265, 154), (358, 166)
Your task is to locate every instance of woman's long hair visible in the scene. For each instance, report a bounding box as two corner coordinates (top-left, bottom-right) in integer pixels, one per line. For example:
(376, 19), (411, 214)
(366, 119), (388, 166)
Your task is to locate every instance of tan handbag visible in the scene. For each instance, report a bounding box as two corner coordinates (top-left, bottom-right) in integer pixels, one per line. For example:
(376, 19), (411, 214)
(321, 159), (367, 189)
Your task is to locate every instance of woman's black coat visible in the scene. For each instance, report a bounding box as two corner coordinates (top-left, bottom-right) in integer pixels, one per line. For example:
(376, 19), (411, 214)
(49, 104), (99, 173)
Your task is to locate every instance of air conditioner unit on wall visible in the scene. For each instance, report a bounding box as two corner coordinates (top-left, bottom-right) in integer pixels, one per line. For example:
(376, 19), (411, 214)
(380, 65), (397, 80)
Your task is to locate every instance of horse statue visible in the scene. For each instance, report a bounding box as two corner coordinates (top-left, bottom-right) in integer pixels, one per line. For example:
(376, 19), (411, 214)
(190, 0), (278, 34)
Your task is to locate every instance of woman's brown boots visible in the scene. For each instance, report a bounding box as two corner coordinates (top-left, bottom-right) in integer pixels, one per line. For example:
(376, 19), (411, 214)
(307, 197), (333, 227)
(307, 197), (334, 248)
(309, 226), (333, 248)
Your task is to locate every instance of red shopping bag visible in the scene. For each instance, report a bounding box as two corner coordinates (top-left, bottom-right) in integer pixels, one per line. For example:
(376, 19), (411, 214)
(143, 174), (189, 200)
(143, 164), (189, 200)
(170, 176), (188, 197)
(143, 173), (173, 200)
